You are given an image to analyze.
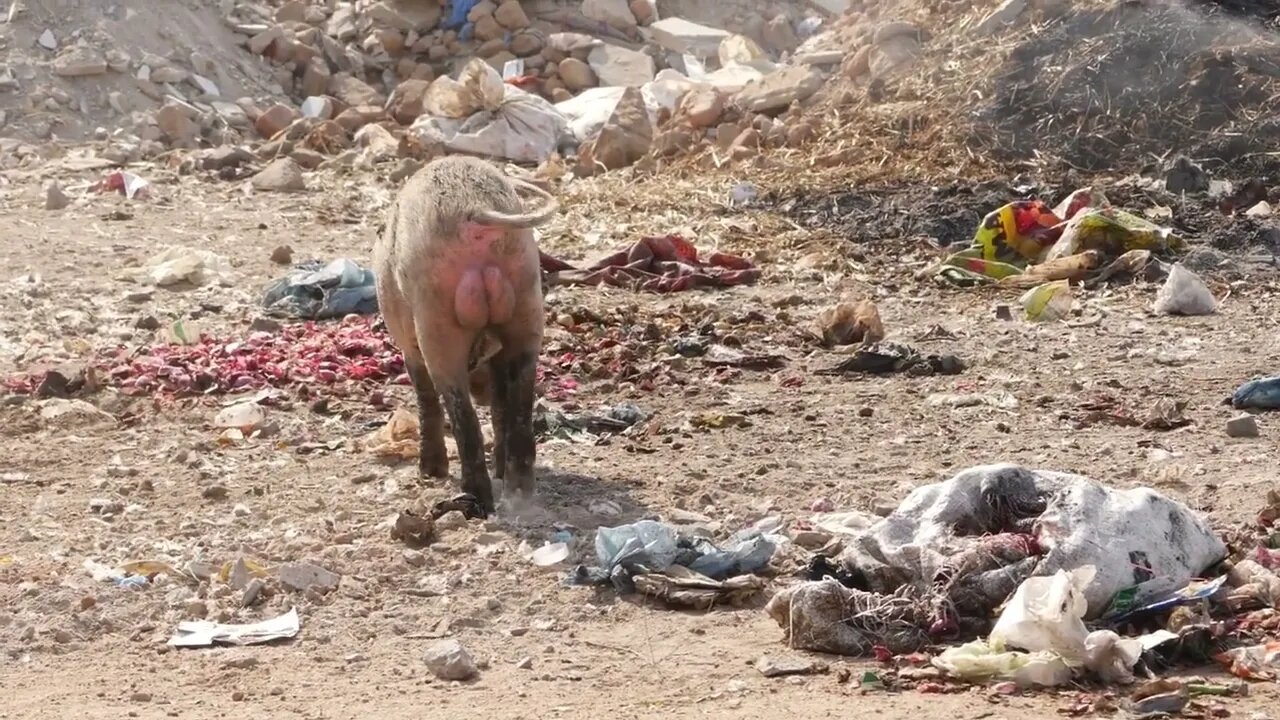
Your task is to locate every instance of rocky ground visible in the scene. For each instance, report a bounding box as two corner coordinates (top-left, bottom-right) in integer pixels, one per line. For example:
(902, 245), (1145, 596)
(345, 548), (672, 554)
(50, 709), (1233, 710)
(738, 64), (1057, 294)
(5, 1), (1280, 719)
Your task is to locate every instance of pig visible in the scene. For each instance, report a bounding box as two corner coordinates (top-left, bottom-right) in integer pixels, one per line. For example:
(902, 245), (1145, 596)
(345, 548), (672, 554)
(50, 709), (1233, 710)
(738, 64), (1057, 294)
(374, 156), (558, 517)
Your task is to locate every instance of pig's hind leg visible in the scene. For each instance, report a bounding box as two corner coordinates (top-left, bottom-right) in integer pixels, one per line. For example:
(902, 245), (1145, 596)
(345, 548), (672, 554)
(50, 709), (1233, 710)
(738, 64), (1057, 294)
(418, 321), (496, 516)
(491, 341), (538, 500)
(404, 357), (449, 479)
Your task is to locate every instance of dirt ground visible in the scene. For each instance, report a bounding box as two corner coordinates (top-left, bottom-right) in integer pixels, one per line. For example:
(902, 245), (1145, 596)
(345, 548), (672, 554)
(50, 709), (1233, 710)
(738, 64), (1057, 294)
(2, 154), (1280, 720)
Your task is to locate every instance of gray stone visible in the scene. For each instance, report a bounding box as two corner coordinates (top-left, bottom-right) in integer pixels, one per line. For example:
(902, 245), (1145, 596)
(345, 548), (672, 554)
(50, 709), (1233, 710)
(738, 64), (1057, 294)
(423, 638), (479, 680)
(648, 17), (730, 57)
(278, 561), (340, 592)
(1227, 414), (1259, 438)
(755, 654), (827, 678)
(252, 158), (307, 192)
(734, 65), (823, 114)
(586, 43), (655, 87)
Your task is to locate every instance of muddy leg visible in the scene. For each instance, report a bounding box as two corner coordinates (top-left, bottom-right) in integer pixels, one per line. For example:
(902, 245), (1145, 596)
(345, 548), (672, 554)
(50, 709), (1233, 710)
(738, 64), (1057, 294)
(440, 384), (495, 516)
(497, 349), (537, 498)
(488, 357), (509, 483)
(406, 360), (448, 478)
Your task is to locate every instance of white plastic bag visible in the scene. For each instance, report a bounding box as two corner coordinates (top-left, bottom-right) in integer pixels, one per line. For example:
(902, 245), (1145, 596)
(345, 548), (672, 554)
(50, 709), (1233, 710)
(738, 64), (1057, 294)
(1082, 630), (1143, 684)
(414, 60), (567, 163)
(1153, 263), (1216, 316)
(933, 640), (1071, 687)
(136, 246), (233, 287)
(555, 86), (629, 143)
(990, 566), (1095, 664)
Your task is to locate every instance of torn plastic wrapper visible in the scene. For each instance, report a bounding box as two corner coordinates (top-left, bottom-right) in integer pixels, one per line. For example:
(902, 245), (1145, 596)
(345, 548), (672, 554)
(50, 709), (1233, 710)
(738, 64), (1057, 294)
(1216, 640), (1280, 680)
(1104, 575), (1228, 623)
(932, 640), (1071, 687)
(938, 188), (1178, 286)
(633, 566), (767, 609)
(168, 607), (300, 647)
(1044, 207), (1183, 263)
(261, 258), (378, 320)
(1019, 280), (1072, 322)
(95, 170), (150, 199)
(568, 520), (778, 593)
(990, 567), (1094, 665)
(834, 464), (1226, 621)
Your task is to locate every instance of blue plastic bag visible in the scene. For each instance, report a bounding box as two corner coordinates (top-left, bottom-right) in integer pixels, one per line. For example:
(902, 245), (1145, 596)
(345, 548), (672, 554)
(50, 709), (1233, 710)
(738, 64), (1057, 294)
(1233, 376), (1280, 410)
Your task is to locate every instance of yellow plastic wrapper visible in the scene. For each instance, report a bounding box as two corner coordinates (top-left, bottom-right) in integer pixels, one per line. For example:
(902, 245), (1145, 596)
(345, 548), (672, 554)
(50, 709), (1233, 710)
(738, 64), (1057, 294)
(1044, 208), (1183, 262)
(1020, 280), (1072, 322)
(939, 187), (1175, 286)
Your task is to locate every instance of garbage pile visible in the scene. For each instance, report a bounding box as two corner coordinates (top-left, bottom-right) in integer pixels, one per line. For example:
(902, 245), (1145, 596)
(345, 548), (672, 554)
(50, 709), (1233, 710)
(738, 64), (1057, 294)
(567, 519), (781, 610)
(262, 257), (378, 320)
(938, 188), (1181, 287)
(539, 234), (759, 292)
(934, 187), (1228, 321)
(763, 463), (1280, 694)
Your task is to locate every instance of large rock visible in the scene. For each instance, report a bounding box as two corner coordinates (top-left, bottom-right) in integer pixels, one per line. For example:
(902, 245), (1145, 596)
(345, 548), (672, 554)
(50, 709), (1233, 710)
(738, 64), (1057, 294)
(52, 47), (108, 76)
(327, 4), (359, 40)
(629, 0), (655, 25)
(386, 79), (430, 125)
(587, 44), (655, 87)
(423, 639), (478, 681)
(494, 0), (530, 29)
(368, 0), (442, 33)
(252, 158), (307, 192)
(511, 32), (544, 57)
(868, 35), (921, 79)
(677, 87), (724, 128)
(155, 104), (200, 145)
(334, 105), (388, 133)
(474, 14), (505, 41)
(255, 103), (299, 139)
(733, 65), (823, 114)
(649, 17), (731, 57)
(582, 0), (638, 32)
(761, 15), (799, 53)
(301, 58), (332, 97)
(355, 124), (399, 166)
(558, 57), (597, 90)
(248, 26), (284, 55)
(275, 1), (308, 23)
(576, 87), (651, 175)
(329, 73), (386, 106)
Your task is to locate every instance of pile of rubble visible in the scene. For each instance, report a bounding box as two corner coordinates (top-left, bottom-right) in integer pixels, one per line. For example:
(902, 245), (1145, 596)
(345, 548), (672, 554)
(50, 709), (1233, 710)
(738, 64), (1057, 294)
(1, 1), (877, 178)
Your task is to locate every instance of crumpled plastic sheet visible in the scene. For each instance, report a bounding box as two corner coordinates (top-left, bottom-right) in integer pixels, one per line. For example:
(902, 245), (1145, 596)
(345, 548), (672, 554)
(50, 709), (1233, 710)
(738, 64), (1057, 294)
(262, 258), (378, 320)
(779, 464), (1226, 658)
(540, 235), (760, 293)
(838, 464), (1226, 620)
(568, 520), (777, 594)
(839, 461), (1218, 620)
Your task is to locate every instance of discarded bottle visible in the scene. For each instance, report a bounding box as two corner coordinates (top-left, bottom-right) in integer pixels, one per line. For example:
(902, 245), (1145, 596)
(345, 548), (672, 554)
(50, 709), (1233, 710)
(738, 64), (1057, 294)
(1233, 376), (1280, 410)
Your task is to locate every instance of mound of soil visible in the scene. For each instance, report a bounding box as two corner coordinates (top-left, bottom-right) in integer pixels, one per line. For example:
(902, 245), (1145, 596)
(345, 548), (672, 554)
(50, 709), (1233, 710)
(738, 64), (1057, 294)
(981, 0), (1280, 173)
